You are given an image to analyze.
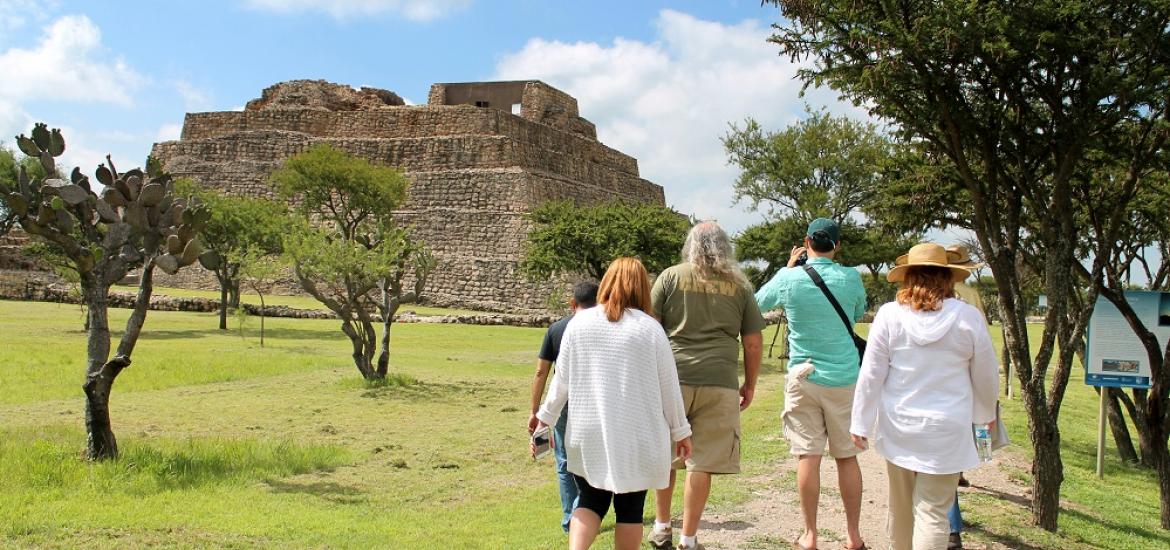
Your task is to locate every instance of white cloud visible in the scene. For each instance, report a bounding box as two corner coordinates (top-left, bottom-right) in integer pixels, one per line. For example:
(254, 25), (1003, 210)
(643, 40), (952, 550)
(0, 15), (144, 105)
(156, 123), (182, 142)
(0, 14), (146, 175)
(243, 0), (472, 21)
(0, 0), (55, 33)
(173, 81), (212, 111)
(495, 9), (867, 234)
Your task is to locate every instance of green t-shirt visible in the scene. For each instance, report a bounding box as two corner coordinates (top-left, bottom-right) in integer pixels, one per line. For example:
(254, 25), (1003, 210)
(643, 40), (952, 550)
(651, 263), (767, 389)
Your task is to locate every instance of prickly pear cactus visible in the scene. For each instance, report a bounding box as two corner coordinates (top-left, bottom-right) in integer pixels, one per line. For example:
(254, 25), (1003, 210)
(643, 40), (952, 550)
(0, 123), (213, 279)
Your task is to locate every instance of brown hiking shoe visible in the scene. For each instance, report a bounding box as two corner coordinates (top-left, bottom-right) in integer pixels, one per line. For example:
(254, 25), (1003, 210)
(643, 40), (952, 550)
(646, 524), (672, 549)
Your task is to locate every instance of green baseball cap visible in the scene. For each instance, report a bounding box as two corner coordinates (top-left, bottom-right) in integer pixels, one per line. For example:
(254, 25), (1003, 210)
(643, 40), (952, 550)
(806, 218), (841, 245)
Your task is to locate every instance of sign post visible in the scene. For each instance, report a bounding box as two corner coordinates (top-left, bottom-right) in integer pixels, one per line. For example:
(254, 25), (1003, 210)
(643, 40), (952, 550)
(1085, 291), (1170, 478)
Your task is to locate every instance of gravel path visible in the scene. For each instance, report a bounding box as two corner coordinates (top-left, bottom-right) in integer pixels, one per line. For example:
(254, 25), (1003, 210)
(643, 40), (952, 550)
(690, 447), (1029, 550)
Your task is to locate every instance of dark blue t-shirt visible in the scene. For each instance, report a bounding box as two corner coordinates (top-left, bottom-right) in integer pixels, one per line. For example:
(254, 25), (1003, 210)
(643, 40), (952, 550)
(538, 315), (573, 362)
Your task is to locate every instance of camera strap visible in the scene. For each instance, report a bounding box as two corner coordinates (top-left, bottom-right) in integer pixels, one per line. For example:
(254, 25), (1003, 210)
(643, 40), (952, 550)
(802, 265), (862, 344)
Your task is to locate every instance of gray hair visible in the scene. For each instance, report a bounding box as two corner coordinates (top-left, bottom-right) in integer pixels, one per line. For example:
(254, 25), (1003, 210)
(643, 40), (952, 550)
(681, 221), (751, 289)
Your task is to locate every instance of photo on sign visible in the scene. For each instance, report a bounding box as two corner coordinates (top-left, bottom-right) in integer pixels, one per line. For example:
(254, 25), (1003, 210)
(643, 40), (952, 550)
(1102, 359), (1140, 373)
(1160, 293), (1170, 326)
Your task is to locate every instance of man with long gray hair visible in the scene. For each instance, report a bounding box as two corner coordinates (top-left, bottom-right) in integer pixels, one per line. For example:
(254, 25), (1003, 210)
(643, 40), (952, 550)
(647, 221), (765, 550)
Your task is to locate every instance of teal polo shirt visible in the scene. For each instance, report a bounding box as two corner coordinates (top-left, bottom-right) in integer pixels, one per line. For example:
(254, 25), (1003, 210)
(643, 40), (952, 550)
(755, 257), (867, 387)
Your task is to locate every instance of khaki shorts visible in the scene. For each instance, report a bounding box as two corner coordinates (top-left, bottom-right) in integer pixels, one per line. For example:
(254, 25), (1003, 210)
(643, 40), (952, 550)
(672, 385), (741, 474)
(782, 375), (860, 459)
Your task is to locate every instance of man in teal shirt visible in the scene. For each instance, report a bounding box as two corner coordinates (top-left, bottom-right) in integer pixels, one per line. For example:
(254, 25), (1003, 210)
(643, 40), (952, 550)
(755, 218), (868, 550)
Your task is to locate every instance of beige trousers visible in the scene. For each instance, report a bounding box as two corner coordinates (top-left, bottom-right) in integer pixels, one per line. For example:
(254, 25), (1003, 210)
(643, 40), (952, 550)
(885, 461), (960, 550)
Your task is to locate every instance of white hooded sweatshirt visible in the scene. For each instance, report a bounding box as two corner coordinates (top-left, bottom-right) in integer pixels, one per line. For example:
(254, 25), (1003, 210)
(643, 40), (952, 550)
(850, 298), (1000, 474)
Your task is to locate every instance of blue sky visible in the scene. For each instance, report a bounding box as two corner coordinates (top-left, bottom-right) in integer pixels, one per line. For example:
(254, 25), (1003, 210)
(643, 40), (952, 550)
(0, 0), (867, 233)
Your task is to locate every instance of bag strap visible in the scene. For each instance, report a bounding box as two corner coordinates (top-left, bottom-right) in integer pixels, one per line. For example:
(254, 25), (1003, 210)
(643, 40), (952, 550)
(802, 265), (857, 339)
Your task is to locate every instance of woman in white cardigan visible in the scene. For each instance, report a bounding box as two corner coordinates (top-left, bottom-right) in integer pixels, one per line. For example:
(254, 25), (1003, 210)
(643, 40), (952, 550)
(850, 243), (999, 550)
(536, 257), (693, 550)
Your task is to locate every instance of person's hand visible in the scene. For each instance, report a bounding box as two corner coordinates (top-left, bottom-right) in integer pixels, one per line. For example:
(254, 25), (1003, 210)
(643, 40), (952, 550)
(739, 384), (755, 411)
(527, 413), (539, 435)
(851, 434), (868, 450)
(787, 245), (807, 268)
(987, 419), (996, 432)
(676, 437), (693, 461)
(530, 421), (550, 458)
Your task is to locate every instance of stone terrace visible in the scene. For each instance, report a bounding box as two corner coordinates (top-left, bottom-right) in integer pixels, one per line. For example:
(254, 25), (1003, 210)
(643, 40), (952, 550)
(149, 80), (665, 312)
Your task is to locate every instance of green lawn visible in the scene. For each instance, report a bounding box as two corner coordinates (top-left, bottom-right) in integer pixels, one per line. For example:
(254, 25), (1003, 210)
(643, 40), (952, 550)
(115, 284), (490, 317)
(0, 300), (1166, 548)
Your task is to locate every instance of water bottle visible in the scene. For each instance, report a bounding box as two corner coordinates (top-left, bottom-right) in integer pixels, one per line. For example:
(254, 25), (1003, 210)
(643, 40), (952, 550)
(974, 423), (993, 462)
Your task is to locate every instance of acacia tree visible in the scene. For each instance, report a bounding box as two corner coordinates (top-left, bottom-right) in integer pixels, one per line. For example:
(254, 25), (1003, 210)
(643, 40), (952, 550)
(174, 180), (289, 330)
(1077, 151), (1170, 523)
(724, 110), (918, 289)
(273, 144), (433, 380)
(767, 0), (1170, 529)
(0, 124), (208, 460)
(520, 199), (691, 280)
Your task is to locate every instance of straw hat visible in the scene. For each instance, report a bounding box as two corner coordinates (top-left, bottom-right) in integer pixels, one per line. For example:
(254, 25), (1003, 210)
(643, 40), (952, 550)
(945, 245), (984, 270)
(888, 243), (973, 283)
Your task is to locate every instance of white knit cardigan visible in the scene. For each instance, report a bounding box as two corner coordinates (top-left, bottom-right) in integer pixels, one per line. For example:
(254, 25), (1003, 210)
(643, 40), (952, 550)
(536, 307), (692, 493)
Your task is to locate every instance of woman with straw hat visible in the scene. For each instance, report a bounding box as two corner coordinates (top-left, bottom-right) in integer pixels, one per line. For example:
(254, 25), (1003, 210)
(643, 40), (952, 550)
(849, 243), (1000, 550)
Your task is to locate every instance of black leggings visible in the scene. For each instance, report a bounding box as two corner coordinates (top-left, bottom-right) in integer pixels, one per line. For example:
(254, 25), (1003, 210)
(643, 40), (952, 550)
(572, 474), (647, 524)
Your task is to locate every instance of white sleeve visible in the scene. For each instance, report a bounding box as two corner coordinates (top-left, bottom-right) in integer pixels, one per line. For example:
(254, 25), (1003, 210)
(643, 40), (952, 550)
(967, 308), (1000, 424)
(535, 326), (571, 426)
(851, 306), (891, 438)
(654, 326), (692, 441)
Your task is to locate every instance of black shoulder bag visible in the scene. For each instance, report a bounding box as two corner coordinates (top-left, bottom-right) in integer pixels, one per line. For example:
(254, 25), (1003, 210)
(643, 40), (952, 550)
(802, 265), (867, 360)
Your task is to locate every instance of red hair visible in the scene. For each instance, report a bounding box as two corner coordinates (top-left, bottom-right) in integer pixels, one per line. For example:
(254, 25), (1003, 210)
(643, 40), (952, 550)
(597, 257), (653, 322)
(896, 266), (956, 312)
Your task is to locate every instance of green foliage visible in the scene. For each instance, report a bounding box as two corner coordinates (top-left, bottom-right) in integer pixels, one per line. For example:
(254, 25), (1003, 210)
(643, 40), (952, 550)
(723, 111), (919, 290)
(173, 179), (290, 328)
(0, 145), (48, 236)
(736, 217), (918, 291)
(272, 143), (408, 239)
(521, 200), (692, 280)
(272, 144), (432, 380)
(766, 0), (1170, 529)
(723, 109), (890, 221)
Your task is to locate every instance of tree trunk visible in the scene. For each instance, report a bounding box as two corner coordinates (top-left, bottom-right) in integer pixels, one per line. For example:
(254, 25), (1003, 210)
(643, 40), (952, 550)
(1152, 430), (1170, 529)
(81, 276), (117, 460)
(1001, 324), (1012, 398)
(1102, 388), (1140, 464)
(257, 289), (266, 348)
(218, 281), (229, 330)
(1026, 402), (1064, 531)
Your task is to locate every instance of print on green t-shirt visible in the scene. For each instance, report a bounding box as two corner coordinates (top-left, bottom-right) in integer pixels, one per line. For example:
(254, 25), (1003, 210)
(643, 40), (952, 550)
(651, 264), (767, 389)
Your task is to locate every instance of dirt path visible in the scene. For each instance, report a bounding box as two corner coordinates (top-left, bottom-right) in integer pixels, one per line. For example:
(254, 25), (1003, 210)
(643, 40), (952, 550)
(694, 448), (1030, 549)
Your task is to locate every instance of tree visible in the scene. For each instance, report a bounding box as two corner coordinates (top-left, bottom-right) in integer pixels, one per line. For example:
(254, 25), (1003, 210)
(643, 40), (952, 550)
(767, 0), (1170, 529)
(0, 145), (46, 237)
(237, 248), (285, 347)
(520, 200), (692, 281)
(0, 124), (208, 460)
(723, 110), (919, 293)
(1078, 152), (1170, 521)
(723, 109), (889, 222)
(173, 181), (289, 330)
(273, 144), (433, 380)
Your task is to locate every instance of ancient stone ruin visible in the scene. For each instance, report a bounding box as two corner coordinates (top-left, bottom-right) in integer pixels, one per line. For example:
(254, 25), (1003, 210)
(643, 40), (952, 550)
(148, 79), (665, 311)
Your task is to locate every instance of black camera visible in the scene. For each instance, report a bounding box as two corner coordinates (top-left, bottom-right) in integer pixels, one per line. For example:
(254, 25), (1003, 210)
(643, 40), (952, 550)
(794, 250), (809, 267)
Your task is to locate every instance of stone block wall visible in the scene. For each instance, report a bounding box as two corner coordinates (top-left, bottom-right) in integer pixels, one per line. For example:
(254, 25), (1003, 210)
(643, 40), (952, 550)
(147, 79), (667, 312)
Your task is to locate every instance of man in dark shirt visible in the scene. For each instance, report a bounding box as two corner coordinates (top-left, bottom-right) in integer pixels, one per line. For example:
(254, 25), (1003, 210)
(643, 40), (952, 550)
(528, 281), (599, 533)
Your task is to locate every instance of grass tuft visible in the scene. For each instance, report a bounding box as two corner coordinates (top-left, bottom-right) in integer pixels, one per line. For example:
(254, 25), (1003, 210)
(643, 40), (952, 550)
(0, 427), (349, 495)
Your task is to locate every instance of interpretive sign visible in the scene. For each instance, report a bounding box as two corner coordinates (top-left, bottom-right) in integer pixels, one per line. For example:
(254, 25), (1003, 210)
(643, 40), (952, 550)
(1085, 291), (1170, 388)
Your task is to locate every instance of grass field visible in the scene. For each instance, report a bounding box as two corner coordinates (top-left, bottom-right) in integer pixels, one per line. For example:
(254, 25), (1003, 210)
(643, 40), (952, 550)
(117, 284), (488, 317)
(1, 299), (1167, 548)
